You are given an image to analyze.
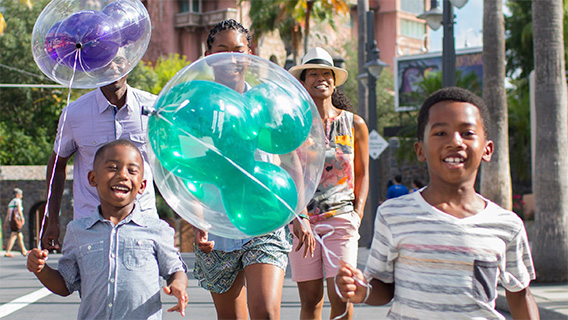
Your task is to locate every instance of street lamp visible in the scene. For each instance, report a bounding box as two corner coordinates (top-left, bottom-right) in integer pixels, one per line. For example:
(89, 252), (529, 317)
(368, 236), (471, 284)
(418, 0), (468, 87)
(365, 10), (388, 232)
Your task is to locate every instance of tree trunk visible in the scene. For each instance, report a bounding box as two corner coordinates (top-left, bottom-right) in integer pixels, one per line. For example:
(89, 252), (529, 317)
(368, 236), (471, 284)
(531, 0), (568, 282)
(480, 0), (512, 210)
(304, 0), (314, 54)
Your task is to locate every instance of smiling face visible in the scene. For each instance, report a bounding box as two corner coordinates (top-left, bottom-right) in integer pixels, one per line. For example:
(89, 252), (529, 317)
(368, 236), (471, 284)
(88, 143), (146, 213)
(206, 29), (250, 92)
(414, 100), (493, 188)
(302, 68), (335, 100)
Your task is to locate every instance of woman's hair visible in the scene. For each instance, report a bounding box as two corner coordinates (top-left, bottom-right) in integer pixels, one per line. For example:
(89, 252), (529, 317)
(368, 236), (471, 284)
(332, 89), (355, 112)
(206, 19), (251, 51)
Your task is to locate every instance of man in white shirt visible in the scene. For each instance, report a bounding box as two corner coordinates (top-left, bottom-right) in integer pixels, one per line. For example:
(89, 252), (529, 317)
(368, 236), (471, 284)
(41, 74), (158, 250)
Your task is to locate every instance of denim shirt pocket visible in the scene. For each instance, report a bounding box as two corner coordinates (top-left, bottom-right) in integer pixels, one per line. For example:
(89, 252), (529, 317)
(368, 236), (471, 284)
(79, 241), (105, 276)
(123, 239), (155, 271)
(472, 260), (499, 303)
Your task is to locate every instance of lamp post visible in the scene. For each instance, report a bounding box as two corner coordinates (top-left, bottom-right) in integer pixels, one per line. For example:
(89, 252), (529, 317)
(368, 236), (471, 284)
(418, 0), (468, 87)
(364, 10), (388, 235)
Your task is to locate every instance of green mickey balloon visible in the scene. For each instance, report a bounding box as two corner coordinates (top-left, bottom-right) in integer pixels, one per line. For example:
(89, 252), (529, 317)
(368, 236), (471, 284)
(244, 82), (312, 155)
(148, 80), (259, 184)
(221, 161), (298, 236)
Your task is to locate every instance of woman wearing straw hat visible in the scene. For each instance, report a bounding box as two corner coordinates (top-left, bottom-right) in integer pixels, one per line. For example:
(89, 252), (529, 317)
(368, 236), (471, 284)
(289, 47), (369, 319)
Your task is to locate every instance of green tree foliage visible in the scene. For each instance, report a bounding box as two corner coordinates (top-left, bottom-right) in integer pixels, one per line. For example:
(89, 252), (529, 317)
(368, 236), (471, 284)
(340, 41), (397, 134)
(0, 0), (187, 166)
(506, 79), (531, 191)
(0, 0), (64, 165)
(129, 53), (190, 95)
(505, 0), (568, 78)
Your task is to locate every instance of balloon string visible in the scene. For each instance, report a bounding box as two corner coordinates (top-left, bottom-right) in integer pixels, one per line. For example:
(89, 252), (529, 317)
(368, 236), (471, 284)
(38, 50), (78, 249)
(157, 103), (363, 319)
(331, 276), (370, 320)
(154, 112), (299, 217)
(292, 219), (369, 320)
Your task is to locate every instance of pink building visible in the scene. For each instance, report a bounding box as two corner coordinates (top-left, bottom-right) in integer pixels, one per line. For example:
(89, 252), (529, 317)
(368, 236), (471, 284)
(372, 0), (430, 69)
(142, 0), (429, 69)
(142, 0), (249, 63)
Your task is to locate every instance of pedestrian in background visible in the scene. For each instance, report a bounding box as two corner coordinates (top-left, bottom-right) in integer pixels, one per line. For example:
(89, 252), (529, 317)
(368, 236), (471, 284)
(288, 47), (369, 320)
(4, 188), (28, 257)
(386, 174), (409, 199)
(410, 178), (424, 193)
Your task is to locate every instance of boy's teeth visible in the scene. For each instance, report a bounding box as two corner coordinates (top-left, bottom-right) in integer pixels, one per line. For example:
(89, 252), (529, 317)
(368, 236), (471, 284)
(445, 157), (463, 164)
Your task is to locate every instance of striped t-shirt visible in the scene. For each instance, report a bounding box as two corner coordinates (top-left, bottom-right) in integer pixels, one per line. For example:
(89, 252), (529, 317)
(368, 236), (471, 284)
(365, 191), (535, 320)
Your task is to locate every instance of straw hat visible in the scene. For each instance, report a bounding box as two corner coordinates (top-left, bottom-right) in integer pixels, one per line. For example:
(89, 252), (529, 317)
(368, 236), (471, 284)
(289, 47), (348, 86)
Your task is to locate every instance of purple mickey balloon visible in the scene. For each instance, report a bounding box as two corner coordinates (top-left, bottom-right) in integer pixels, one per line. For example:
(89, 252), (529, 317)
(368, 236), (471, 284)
(53, 10), (121, 72)
(103, 0), (147, 46)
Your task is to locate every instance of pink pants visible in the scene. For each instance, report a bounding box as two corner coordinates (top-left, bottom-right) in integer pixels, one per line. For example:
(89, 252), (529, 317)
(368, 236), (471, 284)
(289, 211), (361, 282)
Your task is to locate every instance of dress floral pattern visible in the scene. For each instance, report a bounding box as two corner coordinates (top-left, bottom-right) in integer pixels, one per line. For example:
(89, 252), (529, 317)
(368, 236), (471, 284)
(307, 111), (355, 223)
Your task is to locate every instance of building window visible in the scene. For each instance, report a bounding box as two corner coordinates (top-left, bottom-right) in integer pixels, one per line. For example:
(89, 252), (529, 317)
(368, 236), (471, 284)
(401, 0), (425, 15)
(180, 0), (201, 13)
(400, 19), (425, 39)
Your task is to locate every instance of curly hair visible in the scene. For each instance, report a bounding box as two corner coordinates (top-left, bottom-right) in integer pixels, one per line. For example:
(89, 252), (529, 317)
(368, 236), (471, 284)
(416, 87), (491, 141)
(206, 19), (251, 51)
(332, 89), (355, 112)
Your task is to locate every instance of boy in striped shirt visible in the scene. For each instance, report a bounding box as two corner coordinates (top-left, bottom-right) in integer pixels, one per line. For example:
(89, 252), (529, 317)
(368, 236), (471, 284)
(336, 87), (538, 319)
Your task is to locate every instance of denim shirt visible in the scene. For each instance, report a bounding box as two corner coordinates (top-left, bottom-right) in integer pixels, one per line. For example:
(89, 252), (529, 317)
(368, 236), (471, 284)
(58, 205), (187, 320)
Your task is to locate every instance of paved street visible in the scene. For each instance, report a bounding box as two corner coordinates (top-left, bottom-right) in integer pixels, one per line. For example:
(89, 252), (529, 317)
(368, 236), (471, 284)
(4, 246), (566, 319)
(0, 248), (389, 320)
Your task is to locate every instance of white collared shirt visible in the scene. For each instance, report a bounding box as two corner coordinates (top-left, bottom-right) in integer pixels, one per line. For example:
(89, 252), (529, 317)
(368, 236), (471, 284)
(54, 85), (158, 219)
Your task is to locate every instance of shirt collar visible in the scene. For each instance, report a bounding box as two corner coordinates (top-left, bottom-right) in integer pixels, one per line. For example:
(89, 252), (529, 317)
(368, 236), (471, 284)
(95, 84), (134, 114)
(86, 203), (149, 229)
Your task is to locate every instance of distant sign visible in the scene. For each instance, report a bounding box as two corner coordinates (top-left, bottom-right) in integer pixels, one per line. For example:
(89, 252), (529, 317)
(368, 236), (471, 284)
(368, 130), (388, 160)
(394, 47), (483, 112)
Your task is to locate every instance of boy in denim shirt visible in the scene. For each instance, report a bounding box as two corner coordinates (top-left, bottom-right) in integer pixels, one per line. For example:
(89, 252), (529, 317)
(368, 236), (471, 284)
(28, 139), (188, 319)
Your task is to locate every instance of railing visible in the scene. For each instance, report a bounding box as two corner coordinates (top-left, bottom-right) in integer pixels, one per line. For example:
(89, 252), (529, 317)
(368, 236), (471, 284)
(175, 8), (238, 28)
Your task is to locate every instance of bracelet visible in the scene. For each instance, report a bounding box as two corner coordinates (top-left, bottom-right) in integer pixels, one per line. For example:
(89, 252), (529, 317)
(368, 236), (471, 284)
(298, 213), (309, 220)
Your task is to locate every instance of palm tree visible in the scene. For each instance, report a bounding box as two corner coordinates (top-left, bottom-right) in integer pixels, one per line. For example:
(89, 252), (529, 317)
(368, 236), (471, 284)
(480, 0), (512, 210)
(246, 0), (349, 64)
(531, 0), (568, 282)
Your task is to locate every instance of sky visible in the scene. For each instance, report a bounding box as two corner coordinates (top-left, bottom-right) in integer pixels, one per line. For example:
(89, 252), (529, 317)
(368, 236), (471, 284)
(428, 0), (484, 53)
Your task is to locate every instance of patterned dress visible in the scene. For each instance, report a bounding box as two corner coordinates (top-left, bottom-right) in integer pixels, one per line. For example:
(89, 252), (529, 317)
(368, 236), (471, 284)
(307, 111), (355, 223)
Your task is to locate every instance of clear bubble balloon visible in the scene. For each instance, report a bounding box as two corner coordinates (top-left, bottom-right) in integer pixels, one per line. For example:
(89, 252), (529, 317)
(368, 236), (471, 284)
(32, 0), (151, 88)
(148, 53), (325, 238)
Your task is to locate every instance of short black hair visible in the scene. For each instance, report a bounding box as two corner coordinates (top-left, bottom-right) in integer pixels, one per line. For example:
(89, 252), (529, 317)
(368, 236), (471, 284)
(206, 19), (251, 51)
(394, 175), (403, 183)
(93, 139), (142, 169)
(416, 87), (490, 141)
